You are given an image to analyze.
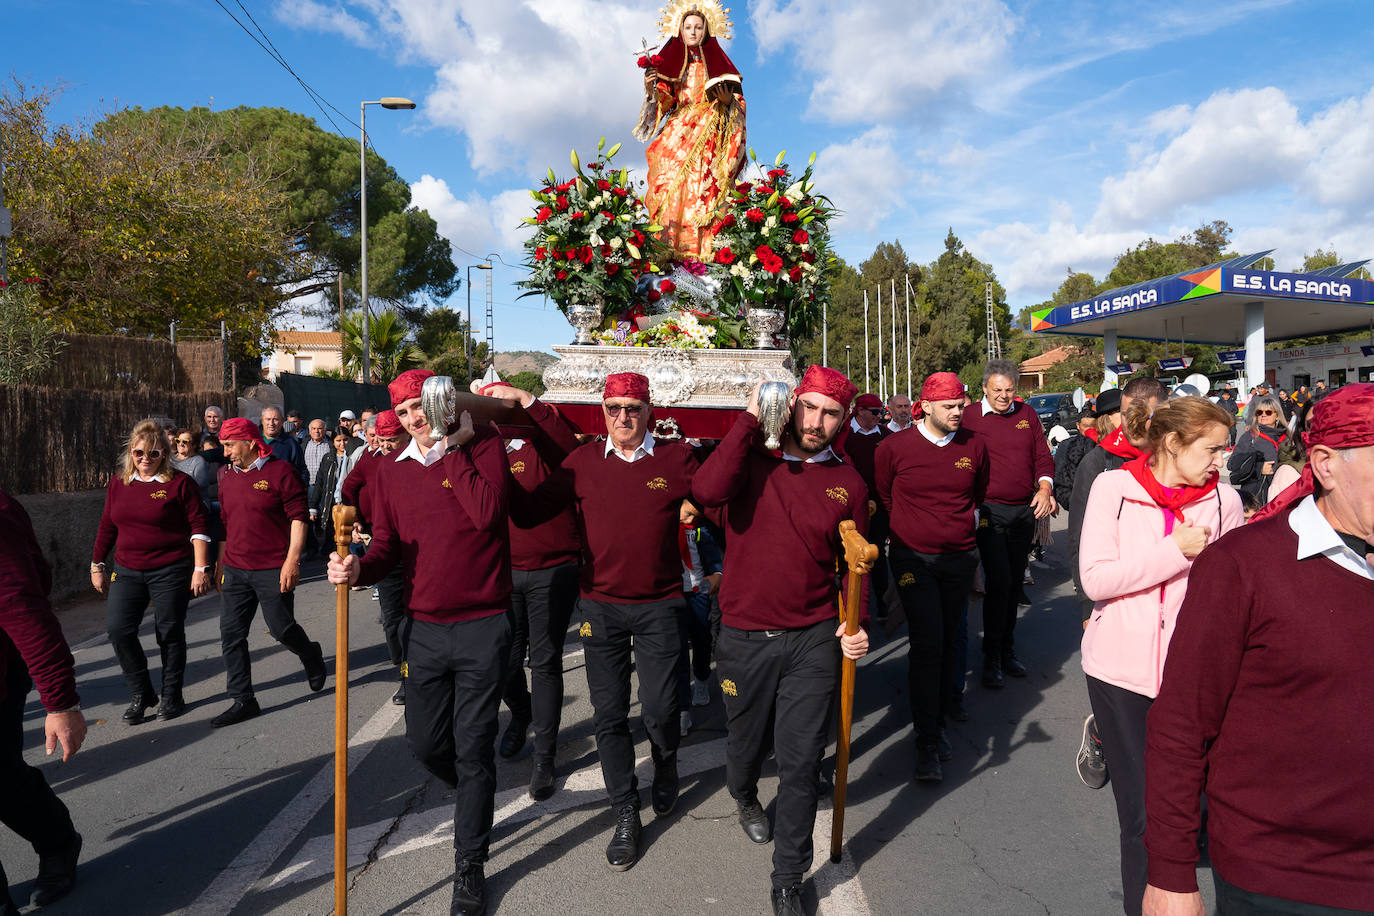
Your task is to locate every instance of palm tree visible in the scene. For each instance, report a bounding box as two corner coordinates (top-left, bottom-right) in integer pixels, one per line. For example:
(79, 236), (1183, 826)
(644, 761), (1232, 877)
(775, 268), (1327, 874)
(339, 310), (423, 384)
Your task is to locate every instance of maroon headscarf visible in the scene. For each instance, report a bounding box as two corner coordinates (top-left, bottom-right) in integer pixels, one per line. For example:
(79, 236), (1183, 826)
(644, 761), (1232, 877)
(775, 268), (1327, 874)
(218, 418), (272, 460)
(604, 372), (651, 403)
(1251, 383), (1374, 522)
(795, 366), (857, 411)
(920, 372), (965, 403)
(388, 369), (435, 408)
(374, 409), (402, 439)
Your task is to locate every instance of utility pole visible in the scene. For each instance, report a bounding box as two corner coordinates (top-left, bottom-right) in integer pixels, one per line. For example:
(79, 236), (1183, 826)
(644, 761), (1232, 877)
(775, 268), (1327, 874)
(986, 281), (1002, 361)
(822, 300), (828, 368)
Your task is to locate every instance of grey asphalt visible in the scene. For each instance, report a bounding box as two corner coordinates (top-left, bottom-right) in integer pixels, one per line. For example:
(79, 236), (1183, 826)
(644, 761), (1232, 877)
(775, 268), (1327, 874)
(2, 516), (1220, 915)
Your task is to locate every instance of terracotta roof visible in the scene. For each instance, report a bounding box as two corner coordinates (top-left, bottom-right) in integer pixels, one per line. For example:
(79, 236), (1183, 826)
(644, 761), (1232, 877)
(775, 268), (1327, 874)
(274, 330), (342, 350)
(1019, 346), (1074, 372)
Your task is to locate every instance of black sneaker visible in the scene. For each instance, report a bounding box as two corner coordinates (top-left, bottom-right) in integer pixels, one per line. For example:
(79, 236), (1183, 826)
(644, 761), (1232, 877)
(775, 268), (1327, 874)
(450, 860), (485, 916)
(1001, 653), (1028, 678)
(936, 732), (953, 761)
(651, 758), (679, 816)
(605, 803), (641, 871)
(122, 690), (158, 725)
(737, 797), (771, 844)
(770, 883), (805, 916)
(981, 662), (1004, 689)
(914, 746), (943, 783)
(30, 832), (81, 907)
(529, 758), (556, 802)
(1076, 714), (1109, 790)
(391, 678), (406, 706)
(303, 642), (327, 692)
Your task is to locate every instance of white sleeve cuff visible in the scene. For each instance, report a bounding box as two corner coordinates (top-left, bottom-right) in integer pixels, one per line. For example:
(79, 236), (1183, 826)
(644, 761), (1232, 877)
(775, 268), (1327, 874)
(191, 534), (213, 543)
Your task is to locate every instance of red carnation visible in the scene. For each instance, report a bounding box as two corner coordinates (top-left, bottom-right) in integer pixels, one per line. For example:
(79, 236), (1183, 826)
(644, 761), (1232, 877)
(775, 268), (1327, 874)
(803, 251), (817, 263)
(793, 230), (809, 244)
(556, 180), (574, 192)
(782, 212), (799, 224)
(717, 214), (737, 230)
(589, 162), (603, 171)
(637, 55), (649, 68)
(600, 210), (613, 219)
(778, 197), (791, 209)
(570, 211), (585, 220)
(756, 185), (774, 195)
(745, 208), (765, 223)
(565, 248), (577, 261)
(534, 246), (548, 260)
(714, 246), (735, 264)
(556, 195), (570, 211)
(536, 206), (553, 223)
(650, 54), (664, 68)
(606, 263), (620, 275)
(660, 279), (676, 294)
(756, 244), (775, 259)
(735, 182), (752, 194)
(556, 269), (568, 280)
(632, 230), (646, 245)
(580, 245), (594, 264)
(789, 266), (803, 282)
(768, 168), (786, 179)
(597, 179), (610, 190)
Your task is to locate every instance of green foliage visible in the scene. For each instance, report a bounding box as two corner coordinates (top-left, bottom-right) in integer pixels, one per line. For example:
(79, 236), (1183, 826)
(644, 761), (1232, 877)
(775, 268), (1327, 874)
(502, 370), (546, 397)
(0, 283), (69, 384)
(337, 310), (422, 384)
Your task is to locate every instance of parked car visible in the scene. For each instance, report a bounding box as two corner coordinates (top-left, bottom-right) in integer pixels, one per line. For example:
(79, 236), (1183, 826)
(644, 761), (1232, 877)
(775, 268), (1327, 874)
(1026, 392), (1074, 429)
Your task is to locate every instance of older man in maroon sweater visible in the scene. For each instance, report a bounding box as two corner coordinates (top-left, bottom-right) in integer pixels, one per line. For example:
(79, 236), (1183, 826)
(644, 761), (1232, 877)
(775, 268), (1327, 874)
(960, 359), (1055, 688)
(328, 369), (512, 916)
(694, 366), (871, 916)
(213, 418), (326, 728)
(0, 488), (86, 910)
(876, 372), (989, 783)
(1143, 384), (1374, 916)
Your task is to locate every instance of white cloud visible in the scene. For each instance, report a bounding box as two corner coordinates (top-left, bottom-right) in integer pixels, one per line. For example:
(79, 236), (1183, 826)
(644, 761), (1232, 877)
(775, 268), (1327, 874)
(274, 0), (376, 47)
(974, 203), (1142, 302)
(750, 0), (1015, 124)
(409, 174), (530, 263)
(811, 127), (913, 233)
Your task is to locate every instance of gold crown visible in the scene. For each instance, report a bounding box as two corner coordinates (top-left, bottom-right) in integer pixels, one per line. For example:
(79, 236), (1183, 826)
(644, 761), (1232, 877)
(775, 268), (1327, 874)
(656, 0), (733, 41)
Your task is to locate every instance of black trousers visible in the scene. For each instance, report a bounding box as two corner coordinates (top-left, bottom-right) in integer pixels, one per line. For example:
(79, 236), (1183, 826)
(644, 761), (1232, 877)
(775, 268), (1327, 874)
(378, 566), (408, 667)
(975, 501), (1036, 662)
(578, 596), (682, 810)
(717, 619), (840, 889)
(676, 590), (714, 706)
(502, 562), (580, 762)
(106, 559), (192, 696)
(890, 546), (979, 748)
(1086, 675), (1153, 916)
(1214, 871), (1372, 915)
(219, 566), (313, 700)
(405, 613), (511, 864)
(867, 509), (891, 605)
(0, 656), (78, 903)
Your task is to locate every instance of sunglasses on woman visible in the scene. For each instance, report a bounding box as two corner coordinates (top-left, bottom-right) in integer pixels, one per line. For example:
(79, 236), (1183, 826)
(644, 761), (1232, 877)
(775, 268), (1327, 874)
(175, 438), (193, 445)
(133, 448), (164, 459)
(1255, 409), (1277, 417)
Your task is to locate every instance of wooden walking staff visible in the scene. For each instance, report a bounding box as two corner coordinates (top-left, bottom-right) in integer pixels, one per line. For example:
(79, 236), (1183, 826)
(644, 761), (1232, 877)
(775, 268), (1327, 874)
(831, 518), (876, 863)
(331, 505), (357, 915)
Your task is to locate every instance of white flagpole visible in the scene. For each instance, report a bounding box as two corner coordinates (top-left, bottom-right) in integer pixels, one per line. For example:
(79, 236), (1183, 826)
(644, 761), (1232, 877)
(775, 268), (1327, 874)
(890, 278), (897, 396)
(876, 283), (884, 399)
(905, 273), (912, 398)
(863, 291), (870, 392)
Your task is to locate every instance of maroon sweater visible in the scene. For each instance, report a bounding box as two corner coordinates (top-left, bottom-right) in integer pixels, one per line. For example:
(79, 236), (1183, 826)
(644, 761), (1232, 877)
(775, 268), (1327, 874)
(219, 457), (310, 570)
(0, 489), (79, 712)
(875, 425), (989, 554)
(838, 424), (886, 494)
(960, 401), (1054, 505)
(357, 426), (512, 623)
(561, 437), (698, 604)
(508, 438), (581, 571)
(341, 447), (381, 526)
(92, 472), (209, 570)
(694, 412), (868, 631)
(1145, 505), (1374, 908)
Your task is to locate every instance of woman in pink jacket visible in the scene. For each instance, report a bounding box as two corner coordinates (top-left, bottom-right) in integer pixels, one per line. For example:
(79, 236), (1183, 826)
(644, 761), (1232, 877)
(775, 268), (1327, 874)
(1078, 395), (1243, 916)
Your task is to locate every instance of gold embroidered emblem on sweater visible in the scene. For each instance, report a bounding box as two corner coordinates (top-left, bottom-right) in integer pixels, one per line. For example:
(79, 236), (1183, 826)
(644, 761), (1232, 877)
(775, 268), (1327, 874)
(511, 461), (526, 474)
(150, 489), (168, 500)
(646, 477), (668, 490)
(578, 621), (592, 637)
(1016, 419), (1030, 429)
(720, 678), (738, 697)
(898, 572), (915, 587)
(253, 480), (269, 491)
(825, 486), (848, 505)
(954, 456), (973, 471)
(442, 479), (452, 488)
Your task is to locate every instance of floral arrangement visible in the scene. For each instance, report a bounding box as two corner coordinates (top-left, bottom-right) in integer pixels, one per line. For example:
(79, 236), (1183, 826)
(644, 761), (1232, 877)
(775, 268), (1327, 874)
(707, 149), (836, 342)
(518, 139), (666, 316)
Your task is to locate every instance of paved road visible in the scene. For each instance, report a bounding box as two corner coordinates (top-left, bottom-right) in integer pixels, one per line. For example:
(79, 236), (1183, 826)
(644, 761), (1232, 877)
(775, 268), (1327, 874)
(4, 517), (1220, 915)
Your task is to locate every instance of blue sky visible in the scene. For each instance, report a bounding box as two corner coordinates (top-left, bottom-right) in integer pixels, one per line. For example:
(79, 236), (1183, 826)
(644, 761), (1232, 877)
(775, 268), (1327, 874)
(10, 0), (1374, 354)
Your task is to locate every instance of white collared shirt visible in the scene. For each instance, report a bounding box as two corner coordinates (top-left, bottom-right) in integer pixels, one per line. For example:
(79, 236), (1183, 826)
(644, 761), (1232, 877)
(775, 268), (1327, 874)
(604, 434), (656, 463)
(886, 419), (911, 434)
(981, 396), (1014, 416)
(231, 455), (270, 474)
(397, 436), (447, 468)
(506, 438), (526, 453)
(1290, 495), (1374, 580)
(782, 446), (838, 464)
(917, 419), (956, 447)
(849, 418), (881, 436)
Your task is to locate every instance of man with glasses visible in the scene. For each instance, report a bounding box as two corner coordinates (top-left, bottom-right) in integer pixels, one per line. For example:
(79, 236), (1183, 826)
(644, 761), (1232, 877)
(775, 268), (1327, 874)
(551, 372), (699, 871)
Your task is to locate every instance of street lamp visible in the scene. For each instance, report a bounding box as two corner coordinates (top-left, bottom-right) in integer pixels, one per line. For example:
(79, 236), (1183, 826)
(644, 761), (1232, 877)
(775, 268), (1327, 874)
(359, 96), (416, 384)
(845, 344), (851, 378)
(465, 261), (492, 382)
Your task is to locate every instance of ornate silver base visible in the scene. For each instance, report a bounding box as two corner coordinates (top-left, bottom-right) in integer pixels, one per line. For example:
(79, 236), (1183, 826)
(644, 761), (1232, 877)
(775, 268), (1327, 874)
(541, 345), (796, 408)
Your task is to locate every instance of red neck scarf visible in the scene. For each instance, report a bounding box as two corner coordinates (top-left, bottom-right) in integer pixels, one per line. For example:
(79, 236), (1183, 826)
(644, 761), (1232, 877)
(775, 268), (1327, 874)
(1099, 426), (1142, 460)
(1084, 428), (1100, 442)
(1123, 454), (1219, 522)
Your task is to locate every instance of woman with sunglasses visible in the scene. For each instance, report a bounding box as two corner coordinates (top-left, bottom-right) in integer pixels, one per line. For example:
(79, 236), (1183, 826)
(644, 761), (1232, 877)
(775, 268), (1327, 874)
(1227, 394), (1286, 505)
(91, 419), (212, 723)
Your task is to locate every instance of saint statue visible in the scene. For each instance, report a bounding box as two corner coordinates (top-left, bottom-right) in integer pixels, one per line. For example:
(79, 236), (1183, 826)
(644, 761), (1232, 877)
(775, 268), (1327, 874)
(634, 0), (747, 262)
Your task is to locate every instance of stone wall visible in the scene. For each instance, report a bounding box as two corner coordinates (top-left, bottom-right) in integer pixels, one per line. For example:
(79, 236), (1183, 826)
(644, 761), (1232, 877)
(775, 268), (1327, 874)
(18, 489), (108, 606)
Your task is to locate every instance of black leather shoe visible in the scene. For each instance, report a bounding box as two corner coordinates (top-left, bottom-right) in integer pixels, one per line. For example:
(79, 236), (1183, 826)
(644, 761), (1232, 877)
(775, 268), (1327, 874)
(651, 759), (678, 816)
(303, 642), (327, 692)
(391, 678), (406, 706)
(737, 798), (771, 844)
(915, 746), (943, 782)
(529, 758), (556, 802)
(30, 832), (81, 907)
(981, 662), (1004, 689)
(1001, 653), (1028, 678)
(450, 860), (485, 916)
(499, 717), (529, 758)
(936, 732), (953, 761)
(605, 803), (641, 871)
(122, 690), (158, 724)
(211, 697), (261, 728)
(946, 701), (970, 722)
(158, 690), (185, 721)
(770, 883), (805, 916)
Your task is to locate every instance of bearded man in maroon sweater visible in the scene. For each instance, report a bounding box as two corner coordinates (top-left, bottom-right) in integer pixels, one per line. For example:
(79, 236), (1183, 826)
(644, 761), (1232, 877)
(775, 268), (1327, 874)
(876, 372), (990, 784)
(693, 366), (871, 916)
(327, 369), (512, 916)
(959, 359), (1055, 688)
(1143, 384), (1374, 916)
(553, 372), (699, 872)
(213, 418), (326, 728)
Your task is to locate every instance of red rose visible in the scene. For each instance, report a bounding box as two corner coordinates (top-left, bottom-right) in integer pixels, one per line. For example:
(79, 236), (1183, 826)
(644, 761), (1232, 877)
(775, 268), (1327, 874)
(536, 207), (553, 223)
(648, 288), (662, 302)
(803, 251), (817, 263)
(637, 55), (649, 68)
(660, 280), (676, 294)
(793, 230), (809, 244)
(556, 270), (568, 280)
(745, 208), (765, 223)
(565, 248), (577, 261)
(782, 212), (799, 224)
(580, 245), (594, 264)
(714, 247), (735, 264)
(735, 182), (752, 194)
(534, 246), (547, 260)
(597, 179), (610, 190)
(632, 230), (646, 245)
(778, 197), (791, 209)
(756, 244), (775, 259)
(555, 195), (569, 211)
(789, 266), (803, 282)
(606, 263), (620, 275)
(717, 214), (737, 229)
(649, 54), (664, 68)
